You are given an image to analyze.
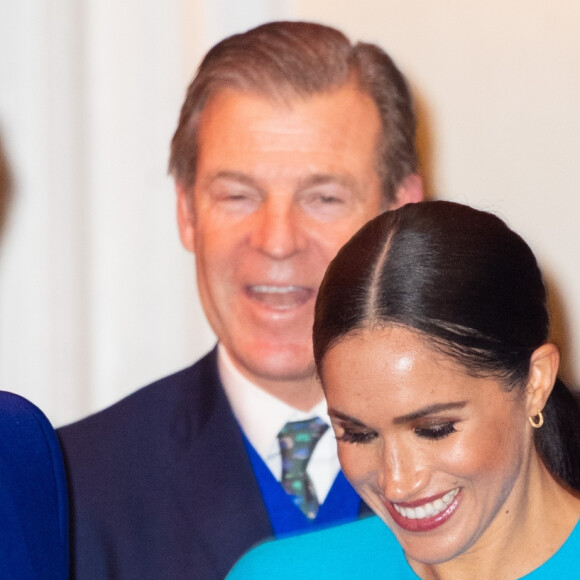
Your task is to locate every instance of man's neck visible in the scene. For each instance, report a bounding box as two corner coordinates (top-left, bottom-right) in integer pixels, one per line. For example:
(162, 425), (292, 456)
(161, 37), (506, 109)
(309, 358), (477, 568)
(218, 344), (339, 500)
(218, 345), (324, 410)
(252, 375), (324, 411)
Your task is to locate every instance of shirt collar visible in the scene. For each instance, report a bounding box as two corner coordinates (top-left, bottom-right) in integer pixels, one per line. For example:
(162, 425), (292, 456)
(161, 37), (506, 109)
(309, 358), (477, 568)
(218, 344), (329, 460)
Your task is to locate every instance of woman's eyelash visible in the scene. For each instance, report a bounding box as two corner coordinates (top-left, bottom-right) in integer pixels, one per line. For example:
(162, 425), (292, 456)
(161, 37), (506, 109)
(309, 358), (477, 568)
(336, 430), (377, 444)
(414, 422), (457, 440)
(335, 421), (457, 444)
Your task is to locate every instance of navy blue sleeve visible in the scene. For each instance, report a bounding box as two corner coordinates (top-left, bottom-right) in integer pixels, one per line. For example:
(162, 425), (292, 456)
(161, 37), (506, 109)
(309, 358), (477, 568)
(0, 391), (69, 579)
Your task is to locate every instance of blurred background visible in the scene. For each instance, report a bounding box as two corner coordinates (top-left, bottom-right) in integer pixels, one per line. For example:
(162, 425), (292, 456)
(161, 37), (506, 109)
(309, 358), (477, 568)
(1, 0), (578, 426)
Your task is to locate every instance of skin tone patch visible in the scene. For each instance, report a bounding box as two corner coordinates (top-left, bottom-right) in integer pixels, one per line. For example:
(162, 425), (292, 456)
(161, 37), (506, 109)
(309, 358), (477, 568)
(322, 326), (538, 570)
(177, 85), (389, 407)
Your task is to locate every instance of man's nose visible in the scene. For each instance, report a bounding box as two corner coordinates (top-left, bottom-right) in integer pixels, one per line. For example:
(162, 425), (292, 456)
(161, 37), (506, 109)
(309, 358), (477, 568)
(250, 199), (306, 259)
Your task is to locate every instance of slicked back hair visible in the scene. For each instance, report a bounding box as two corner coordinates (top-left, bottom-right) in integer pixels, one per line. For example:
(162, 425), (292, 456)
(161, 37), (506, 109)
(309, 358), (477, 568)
(168, 21), (417, 205)
(314, 201), (580, 490)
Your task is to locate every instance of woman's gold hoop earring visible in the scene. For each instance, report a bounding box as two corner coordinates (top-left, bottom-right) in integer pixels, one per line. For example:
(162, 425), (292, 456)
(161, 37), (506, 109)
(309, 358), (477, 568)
(529, 410), (544, 429)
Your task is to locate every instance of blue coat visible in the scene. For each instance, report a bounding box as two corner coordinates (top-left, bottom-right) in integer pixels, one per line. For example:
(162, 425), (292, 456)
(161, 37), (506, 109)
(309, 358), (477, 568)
(0, 391), (69, 579)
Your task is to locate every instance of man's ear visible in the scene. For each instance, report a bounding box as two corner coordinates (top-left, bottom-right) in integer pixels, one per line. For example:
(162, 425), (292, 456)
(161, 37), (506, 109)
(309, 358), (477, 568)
(526, 343), (560, 417)
(176, 183), (196, 253)
(389, 173), (424, 210)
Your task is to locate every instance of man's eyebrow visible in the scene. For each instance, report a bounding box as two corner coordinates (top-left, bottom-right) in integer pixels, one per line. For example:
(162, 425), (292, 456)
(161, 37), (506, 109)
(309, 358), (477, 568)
(203, 171), (361, 196)
(393, 402), (467, 424)
(203, 171), (260, 189)
(297, 173), (362, 196)
(298, 174), (354, 188)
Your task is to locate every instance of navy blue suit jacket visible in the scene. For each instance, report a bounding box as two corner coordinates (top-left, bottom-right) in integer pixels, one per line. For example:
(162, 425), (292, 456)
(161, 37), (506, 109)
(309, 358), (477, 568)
(58, 349), (369, 579)
(0, 391), (69, 579)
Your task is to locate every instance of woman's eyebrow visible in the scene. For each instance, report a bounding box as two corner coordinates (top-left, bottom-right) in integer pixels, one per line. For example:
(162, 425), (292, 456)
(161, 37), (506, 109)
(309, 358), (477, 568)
(328, 401), (467, 428)
(327, 409), (367, 427)
(393, 401), (467, 424)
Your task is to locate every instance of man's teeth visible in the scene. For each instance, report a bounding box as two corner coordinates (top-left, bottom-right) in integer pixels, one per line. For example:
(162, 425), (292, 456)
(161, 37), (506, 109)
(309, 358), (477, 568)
(251, 286), (298, 293)
(393, 488), (459, 520)
(247, 285), (312, 309)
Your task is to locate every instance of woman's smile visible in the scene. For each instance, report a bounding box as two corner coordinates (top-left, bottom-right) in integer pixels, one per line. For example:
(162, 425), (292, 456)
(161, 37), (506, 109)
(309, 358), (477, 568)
(385, 488), (461, 532)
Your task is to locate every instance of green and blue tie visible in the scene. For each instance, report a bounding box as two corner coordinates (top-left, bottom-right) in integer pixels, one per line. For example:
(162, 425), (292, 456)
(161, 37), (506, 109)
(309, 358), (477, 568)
(277, 417), (329, 520)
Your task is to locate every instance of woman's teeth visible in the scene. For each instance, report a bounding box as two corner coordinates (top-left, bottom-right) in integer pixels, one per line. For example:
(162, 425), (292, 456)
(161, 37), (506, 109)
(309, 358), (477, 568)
(393, 488), (459, 520)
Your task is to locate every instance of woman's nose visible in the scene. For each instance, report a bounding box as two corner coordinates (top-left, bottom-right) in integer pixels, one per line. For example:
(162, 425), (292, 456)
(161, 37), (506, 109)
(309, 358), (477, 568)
(378, 447), (430, 502)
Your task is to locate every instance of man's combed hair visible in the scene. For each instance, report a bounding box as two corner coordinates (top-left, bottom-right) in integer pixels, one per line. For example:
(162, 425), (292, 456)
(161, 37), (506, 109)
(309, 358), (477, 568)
(313, 201), (580, 490)
(168, 21), (417, 204)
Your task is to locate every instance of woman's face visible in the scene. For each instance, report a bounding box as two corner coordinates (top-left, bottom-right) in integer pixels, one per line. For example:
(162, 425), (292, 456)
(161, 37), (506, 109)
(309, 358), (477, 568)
(321, 326), (534, 566)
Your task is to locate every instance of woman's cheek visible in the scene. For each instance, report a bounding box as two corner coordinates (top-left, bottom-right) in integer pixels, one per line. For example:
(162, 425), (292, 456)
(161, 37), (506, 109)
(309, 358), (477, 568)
(337, 443), (376, 487)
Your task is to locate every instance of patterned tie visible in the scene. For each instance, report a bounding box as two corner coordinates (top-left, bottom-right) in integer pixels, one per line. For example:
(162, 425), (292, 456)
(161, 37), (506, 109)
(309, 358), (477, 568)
(277, 417), (329, 519)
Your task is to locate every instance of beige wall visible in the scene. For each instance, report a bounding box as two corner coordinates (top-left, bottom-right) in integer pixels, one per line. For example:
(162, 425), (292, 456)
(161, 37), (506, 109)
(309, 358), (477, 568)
(289, 0), (580, 385)
(1, 1), (578, 425)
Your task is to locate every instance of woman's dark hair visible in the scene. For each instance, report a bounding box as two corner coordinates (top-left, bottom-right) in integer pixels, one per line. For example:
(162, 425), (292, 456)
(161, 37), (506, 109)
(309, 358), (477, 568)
(313, 201), (580, 489)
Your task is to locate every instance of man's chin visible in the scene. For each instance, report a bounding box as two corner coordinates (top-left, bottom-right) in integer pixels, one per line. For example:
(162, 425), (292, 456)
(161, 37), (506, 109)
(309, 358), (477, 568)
(241, 349), (316, 383)
(250, 360), (316, 386)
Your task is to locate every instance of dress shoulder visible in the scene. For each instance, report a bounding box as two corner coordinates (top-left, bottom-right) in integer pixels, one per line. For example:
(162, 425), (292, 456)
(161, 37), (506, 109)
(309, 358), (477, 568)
(523, 518), (580, 578)
(227, 516), (418, 579)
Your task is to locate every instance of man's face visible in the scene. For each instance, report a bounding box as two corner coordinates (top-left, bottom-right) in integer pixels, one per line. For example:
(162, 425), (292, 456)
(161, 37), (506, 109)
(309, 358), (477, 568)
(177, 85), (415, 399)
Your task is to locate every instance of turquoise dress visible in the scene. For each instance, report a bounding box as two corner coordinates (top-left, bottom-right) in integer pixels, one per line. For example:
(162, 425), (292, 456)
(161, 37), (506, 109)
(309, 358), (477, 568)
(227, 515), (580, 579)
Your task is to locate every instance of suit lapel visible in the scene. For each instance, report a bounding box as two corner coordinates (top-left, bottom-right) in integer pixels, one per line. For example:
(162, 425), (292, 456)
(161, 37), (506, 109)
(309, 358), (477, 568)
(170, 351), (273, 577)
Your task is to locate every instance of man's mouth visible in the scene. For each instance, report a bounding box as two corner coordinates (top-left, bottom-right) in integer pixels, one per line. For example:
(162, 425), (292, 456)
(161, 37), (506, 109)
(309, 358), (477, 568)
(245, 285), (315, 310)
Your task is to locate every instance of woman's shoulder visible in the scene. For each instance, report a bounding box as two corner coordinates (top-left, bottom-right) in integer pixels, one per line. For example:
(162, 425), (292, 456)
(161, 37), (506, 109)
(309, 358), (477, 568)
(227, 516), (418, 579)
(0, 390), (69, 579)
(0, 390), (57, 445)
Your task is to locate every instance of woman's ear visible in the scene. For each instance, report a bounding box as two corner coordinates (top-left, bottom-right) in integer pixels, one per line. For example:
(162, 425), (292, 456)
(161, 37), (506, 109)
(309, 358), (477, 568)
(526, 343), (560, 416)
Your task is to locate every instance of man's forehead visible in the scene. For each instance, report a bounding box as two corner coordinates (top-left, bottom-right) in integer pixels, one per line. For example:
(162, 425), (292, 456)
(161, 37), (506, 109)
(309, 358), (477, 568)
(200, 79), (370, 120)
(190, 82), (384, 206)
(196, 84), (381, 156)
(196, 87), (381, 172)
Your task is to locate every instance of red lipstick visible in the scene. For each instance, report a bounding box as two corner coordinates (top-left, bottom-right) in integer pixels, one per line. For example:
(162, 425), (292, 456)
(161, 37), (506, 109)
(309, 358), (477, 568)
(385, 489), (462, 532)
